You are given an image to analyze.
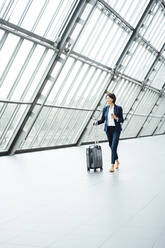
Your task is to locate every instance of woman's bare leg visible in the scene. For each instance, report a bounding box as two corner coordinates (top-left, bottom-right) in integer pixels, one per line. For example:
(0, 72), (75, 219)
(115, 159), (120, 169)
(109, 164), (115, 172)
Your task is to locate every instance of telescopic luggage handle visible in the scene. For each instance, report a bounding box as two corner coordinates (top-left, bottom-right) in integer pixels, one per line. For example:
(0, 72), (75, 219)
(92, 117), (99, 145)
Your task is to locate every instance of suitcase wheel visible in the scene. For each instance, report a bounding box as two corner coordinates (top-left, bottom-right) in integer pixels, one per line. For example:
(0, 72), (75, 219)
(94, 168), (97, 172)
(87, 168), (90, 172)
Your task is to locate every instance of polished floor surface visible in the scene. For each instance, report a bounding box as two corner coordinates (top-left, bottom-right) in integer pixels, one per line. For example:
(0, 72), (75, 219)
(0, 135), (165, 248)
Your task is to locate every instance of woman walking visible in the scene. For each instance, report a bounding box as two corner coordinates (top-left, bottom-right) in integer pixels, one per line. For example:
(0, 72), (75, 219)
(93, 93), (124, 172)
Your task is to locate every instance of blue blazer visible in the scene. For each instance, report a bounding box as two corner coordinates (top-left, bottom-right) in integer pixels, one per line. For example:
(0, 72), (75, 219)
(97, 104), (124, 132)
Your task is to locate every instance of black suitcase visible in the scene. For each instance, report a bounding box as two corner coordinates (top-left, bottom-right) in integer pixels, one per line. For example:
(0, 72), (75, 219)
(86, 121), (103, 172)
(86, 145), (103, 172)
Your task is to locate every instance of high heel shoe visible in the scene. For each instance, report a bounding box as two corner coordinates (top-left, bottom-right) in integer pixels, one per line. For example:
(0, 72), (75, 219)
(109, 167), (115, 172)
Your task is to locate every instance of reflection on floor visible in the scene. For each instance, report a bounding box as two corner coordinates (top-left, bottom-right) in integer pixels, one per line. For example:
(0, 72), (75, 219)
(0, 135), (165, 248)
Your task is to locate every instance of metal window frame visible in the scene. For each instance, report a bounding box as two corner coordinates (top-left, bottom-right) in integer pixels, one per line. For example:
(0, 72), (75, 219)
(0, 19), (55, 48)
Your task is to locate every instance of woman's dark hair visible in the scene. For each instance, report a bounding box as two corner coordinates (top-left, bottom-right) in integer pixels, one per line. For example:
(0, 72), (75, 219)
(106, 93), (116, 104)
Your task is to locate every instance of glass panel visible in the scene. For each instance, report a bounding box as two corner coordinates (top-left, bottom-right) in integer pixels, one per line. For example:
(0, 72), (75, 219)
(121, 89), (160, 137)
(134, 90), (158, 115)
(0, 103), (29, 151)
(0, 33), (55, 101)
(0, 33), (20, 84)
(74, 3), (131, 68)
(81, 116), (107, 144)
(155, 118), (165, 135)
(0, 0), (10, 18)
(151, 96), (165, 116)
(46, 57), (112, 108)
(139, 116), (162, 136)
(20, 107), (91, 149)
(149, 62), (165, 90)
(0, 29), (5, 40)
(103, 0), (150, 27)
(121, 115), (146, 138)
(140, 4), (165, 50)
(106, 78), (141, 113)
(0, 0), (77, 41)
(121, 39), (156, 81)
(137, 95), (165, 136)
(162, 49), (165, 58)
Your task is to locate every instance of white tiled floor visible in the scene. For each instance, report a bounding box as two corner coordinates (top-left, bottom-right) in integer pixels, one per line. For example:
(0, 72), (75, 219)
(0, 135), (165, 248)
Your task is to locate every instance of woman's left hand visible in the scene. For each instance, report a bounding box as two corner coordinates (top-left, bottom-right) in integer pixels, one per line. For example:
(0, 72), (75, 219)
(111, 113), (118, 121)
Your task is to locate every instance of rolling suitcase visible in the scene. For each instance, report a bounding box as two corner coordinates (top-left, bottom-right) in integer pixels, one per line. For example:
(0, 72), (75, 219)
(86, 125), (103, 172)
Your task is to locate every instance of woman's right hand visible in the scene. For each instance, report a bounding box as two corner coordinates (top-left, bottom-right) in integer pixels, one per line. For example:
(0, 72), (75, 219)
(92, 117), (97, 126)
(93, 121), (98, 126)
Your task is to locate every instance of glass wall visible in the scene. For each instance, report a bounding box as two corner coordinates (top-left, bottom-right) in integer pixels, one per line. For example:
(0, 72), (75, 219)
(0, 0), (164, 154)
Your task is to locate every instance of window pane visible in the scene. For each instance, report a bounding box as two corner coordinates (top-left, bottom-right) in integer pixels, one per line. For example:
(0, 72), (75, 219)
(149, 62), (165, 90)
(0, 0), (77, 41)
(74, 3), (131, 68)
(122, 115), (146, 138)
(140, 4), (165, 51)
(0, 103), (29, 151)
(46, 57), (112, 108)
(103, 0), (150, 27)
(121, 39), (156, 81)
(139, 96), (165, 136)
(134, 90), (158, 115)
(0, 33), (55, 101)
(19, 107), (91, 148)
(155, 116), (165, 135)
